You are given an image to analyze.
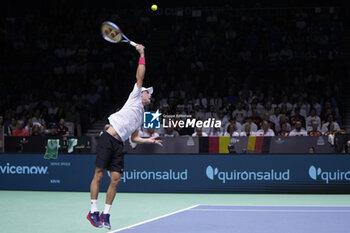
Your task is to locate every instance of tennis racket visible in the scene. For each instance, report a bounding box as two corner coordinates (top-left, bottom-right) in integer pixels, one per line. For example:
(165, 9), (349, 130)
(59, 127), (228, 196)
(101, 21), (137, 47)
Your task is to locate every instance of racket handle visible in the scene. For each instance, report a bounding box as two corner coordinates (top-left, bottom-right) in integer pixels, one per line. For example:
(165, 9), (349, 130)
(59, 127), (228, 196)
(129, 41), (137, 47)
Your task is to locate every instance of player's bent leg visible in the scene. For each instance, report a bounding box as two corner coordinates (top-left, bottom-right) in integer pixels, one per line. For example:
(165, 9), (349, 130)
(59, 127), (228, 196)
(87, 167), (106, 228)
(100, 171), (121, 229)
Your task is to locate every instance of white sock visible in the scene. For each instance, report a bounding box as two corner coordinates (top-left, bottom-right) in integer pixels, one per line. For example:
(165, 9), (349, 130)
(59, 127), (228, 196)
(103, 204), (112, 214)
(90, 200), (98, 213)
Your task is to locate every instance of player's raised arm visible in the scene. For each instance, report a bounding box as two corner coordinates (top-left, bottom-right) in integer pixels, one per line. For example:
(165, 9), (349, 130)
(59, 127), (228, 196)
(135, 44), (145, 88)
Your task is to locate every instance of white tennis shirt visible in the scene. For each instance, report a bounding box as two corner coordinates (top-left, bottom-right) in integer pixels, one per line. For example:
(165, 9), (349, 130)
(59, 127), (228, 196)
(108, 83), (144, 141)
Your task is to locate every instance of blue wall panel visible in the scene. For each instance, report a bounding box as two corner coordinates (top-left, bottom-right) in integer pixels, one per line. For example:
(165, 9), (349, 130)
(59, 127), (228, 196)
(1, 154), (350, 193)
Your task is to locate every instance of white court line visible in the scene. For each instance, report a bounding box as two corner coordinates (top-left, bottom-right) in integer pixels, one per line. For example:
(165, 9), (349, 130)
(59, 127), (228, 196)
(198, 204), (350, 208)
(107, 205), (199, 233)
(190, 208), (350, 213)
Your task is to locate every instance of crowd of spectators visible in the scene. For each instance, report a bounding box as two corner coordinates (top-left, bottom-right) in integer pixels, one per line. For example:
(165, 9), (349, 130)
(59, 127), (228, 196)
(140, 6), (347, 137)
(0, 3), (348, 139)
(0, 7), (115, 136)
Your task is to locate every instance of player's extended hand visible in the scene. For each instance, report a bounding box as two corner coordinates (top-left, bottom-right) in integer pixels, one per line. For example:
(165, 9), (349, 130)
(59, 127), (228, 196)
(136, 44), (145, 55)
(148, 136), (163, 147)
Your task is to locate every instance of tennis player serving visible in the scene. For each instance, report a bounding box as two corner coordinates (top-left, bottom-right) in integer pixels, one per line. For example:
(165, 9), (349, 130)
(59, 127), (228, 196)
(87, 44), (163, 229)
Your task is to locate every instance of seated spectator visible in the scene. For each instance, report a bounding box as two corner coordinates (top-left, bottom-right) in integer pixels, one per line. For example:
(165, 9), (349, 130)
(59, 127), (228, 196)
(192, 127), (208, 137)
(247, 98), (264, 116)
(48, 126), (58, 136)
(247, 102), (257, 117)
(194, 104), (205, 119)
(32, 109), (46, 129)
(208, 126), (223, 136)
(320, 99), (340, 122)
(225, 118), (242, 133)
(205, 105), (218, 120)
(250, 109), (262, 128)
(56, 118), (70, 136)
(292, 97), (308, 118)
(31, 124), (44, 136)
(277, 122), (290, 136)
(221, 97), (233, 114)
(41, 120), (56, 136)
(310, 96), (322, 116)
(216, 109), (230, 133)
(325, 123), (346, 145)
(289, 121), (308, 136)
(306, 108), (321, 129)
(65, 104), (82, 136)
(47, 101), (59, 122)
(196, 92), (208, 109)
(308, 147), (315, 153)
(12, 120), (29, 136)
(0, 115), (10, 136)
(25, 118), (34, 135)
(269, 107), (281, 126)
(308, 121), (322, 136)
(260, 101), (275, 117)
(324, 122), (338, 136)
(260, 113), (275, 131)
(321, 114), (341, 133)
(279, 103), (290, 117)
(194, 116), (211, 135)
(255, 120), (275, 136)
(177, 105), (188, 118)
(224, 124), (240, 137)
(239, 123), (254, 136)
(183, 101), (192, 116)
(209, 91), (223, 110)
(242, 117), (258, 132)
(7, 117), (17, 136)
(343, 140), (350, 153)
(232, 102), (247, 124)
(290, 108), (306, 127)
(275, 114), (292, 132)
(163, 127), (179, 137)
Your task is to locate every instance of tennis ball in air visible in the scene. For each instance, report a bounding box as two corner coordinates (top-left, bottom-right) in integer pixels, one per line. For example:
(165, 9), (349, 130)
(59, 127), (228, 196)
(151, 4), (158, 11)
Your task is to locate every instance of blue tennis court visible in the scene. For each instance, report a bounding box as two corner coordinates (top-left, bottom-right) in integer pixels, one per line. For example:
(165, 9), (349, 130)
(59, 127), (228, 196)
(109, 205), (350, 233)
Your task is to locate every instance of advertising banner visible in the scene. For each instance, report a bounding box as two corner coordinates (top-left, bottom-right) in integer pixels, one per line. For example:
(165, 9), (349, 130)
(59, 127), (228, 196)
(1, 154), (350, 193)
